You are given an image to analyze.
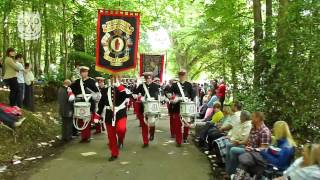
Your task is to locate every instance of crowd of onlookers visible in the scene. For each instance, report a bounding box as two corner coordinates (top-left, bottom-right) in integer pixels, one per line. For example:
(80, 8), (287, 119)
(194, 96), (320, 179)
(0, 47), (35, 129)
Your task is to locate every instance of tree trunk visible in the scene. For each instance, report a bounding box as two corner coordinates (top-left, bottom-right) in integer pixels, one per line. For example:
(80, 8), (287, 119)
(62, 2), (68, 78)
(43, 2), (50, 74)
(2, 0), (12, 58)
(252, 0), (264, 89)
(264, 0), (272, 70)
(274, 0), (289, 77)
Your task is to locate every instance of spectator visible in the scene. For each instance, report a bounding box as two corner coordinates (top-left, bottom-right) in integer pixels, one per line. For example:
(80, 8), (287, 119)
(198, 95), (209, 119)
(217, 79), (226, 109)
(279, 144), (320, 180)
(23, 63), (35, 111)
(15, 54), (25, 108)
(58, 79), (75, 143)
(206, 105), (233, 150)
(3, 48), (20, 106)
(234, 121), (296, 179)
(0, 102), (24, 129)
(204, 91), (218, 120)
(225, 111), (271, 176)
(215, 110), (252, 165)
(198, 102), (224, 147)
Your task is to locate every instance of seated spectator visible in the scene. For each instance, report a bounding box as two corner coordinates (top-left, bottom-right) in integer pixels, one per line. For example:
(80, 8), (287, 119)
(0, 108), (25, 129)
(204, 90), (218, 120)
(276, 144), (320, 180)
(206, 105), (233, 150)
(234, 121), (296, 179)
(198, 102), (224, 148)
(198, 95), (209, 119)
(225, 112), (271, 176)
(208, 100), (243, 143)
(214, 110), (252, 164)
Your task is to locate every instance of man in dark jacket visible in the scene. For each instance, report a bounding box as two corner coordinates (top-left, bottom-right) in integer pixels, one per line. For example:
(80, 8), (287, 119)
(58, 79), (75, 143)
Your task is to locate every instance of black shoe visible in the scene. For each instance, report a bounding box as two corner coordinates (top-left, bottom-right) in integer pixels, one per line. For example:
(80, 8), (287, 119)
(183, 139), (189, 144)
(108, 156), (118, 161)
(176, 144), (182, 148)
(149, 135), (154, 141)
(142, 144), (149, 148)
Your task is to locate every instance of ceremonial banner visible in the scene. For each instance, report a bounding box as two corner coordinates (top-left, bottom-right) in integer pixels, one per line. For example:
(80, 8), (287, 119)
(139, 54), (165, 82)
(96, 9), (140, 74)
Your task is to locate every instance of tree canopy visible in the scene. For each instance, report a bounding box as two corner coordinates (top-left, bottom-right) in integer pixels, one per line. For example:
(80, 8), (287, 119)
(0, 0), (320, 139)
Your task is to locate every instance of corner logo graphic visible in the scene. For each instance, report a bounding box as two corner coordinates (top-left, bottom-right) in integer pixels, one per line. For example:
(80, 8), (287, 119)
(17, 12), (41, 40)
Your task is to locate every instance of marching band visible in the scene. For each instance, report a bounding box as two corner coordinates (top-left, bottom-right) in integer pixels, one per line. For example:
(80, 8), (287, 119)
(67, 66), (198, 160)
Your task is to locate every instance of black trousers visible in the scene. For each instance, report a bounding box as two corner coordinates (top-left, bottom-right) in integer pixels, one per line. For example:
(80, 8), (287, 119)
(4, 77), (19, 106)
(24, 84), (34, 111)
(219, 96), (225, 109)
(61, 117), (73, 142)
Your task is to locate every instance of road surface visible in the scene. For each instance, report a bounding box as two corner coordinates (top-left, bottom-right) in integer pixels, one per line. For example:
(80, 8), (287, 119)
(20, 110), (212, 180)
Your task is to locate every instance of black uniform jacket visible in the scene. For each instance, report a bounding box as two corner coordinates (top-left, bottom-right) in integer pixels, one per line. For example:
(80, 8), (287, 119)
(70, 77), (99, 112)
(98, 85), (130, 124)
(170, 81), (195, 113)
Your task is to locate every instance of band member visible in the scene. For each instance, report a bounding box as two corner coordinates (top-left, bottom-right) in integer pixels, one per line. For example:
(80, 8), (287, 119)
(164, 78), (176, 138)
(70, 66), (101, 143)
(98, 76), (129, 161)
(94, 77), (106, 134)
(134, 72), (160, 148)
(170, 69), (195, 147)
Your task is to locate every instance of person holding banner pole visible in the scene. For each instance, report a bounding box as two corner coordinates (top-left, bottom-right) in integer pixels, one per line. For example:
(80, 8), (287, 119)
(98, 75), (130, 161)
(94, 77), (107, 134)
(70, 66), (101, 143)
(133, 72), (160, 148)
(170, 69), (196, 147)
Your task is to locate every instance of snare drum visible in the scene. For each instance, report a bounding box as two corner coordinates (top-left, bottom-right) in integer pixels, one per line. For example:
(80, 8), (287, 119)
(74, 102), (91, 119)
(143, 100), (160, 115)
(180, 101), (196, 117)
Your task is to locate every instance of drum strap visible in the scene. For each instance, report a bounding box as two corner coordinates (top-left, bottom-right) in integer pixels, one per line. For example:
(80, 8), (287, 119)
(80, 78), (89, 102)
(177, 82), (186, 101)
(107, 87), (113, 109)
(142, 83), (151, 100)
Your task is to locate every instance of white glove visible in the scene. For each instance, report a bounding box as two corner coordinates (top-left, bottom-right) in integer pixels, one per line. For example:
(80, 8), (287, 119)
(68, 94), (75, 102)
(114, 79), (120, 87)
(136, 76), (143, 86)
(92, 92), (102, 102)
(132, 94), (138, 99)
(141, 96), (145, 102)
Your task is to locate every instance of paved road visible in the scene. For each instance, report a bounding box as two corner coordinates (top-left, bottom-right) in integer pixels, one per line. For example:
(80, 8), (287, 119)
(21, 110), (212, 180)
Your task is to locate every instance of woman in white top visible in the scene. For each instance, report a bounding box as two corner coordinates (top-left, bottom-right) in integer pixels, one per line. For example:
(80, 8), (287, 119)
(15, 54), (25, 108)
(276, 144), (320, 180)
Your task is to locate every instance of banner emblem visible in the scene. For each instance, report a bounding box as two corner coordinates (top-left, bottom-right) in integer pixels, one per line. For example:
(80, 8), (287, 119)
(96, 10), (140, 74)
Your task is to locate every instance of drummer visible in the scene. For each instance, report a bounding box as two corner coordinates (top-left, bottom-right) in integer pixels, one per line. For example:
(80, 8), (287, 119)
(170, 69), (195, 147)
(133, 72), (160, 148)
(164, 78), (177, 138)
(97, 76), (130, 161)
(70, 66), (101, 143)
(94, 77), (106, 134)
